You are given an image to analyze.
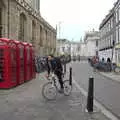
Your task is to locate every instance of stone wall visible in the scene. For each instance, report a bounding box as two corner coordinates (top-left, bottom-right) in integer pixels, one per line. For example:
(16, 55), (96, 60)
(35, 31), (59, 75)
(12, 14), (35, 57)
(0, 0), (56, 56)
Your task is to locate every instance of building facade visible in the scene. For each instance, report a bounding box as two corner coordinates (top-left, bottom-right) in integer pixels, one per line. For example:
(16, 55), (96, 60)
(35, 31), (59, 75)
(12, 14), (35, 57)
(83, 31), (100, 58)
(0, 0), (56, 56)
(114, 0), (120, 65)
(79, 42), (86, 57)
(56, 39), (81, 57)
(25, 0), (40, 12)
(57, 31), (99, 58)
(99, 8), (115, 62)
(99, 0), (120, 65)
(56, 39), (71, 56)
(70, 42), (81, 58)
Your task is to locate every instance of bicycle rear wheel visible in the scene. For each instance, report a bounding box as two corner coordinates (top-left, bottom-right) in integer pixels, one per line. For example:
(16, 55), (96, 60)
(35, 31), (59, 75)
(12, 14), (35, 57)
(63, 80), (72, 96)
(115, 67), (120, 73)
(42, 82), (57, 100)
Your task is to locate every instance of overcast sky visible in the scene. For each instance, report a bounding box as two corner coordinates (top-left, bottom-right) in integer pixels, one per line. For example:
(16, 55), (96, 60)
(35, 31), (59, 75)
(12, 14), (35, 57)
(40, 0), (117, 41)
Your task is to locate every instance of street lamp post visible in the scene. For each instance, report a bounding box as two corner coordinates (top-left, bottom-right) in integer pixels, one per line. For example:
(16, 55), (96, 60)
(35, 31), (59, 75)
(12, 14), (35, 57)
(58, 21), (62, 39)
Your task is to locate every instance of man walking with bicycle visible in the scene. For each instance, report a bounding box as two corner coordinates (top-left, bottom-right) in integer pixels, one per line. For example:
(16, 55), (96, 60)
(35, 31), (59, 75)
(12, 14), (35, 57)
(46, 55), (64, 93)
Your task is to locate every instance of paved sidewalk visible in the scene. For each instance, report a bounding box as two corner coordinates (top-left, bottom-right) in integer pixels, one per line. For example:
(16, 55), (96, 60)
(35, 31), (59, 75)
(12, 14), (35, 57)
(98, 71), (120, 83)
(0, 72), (110, 120)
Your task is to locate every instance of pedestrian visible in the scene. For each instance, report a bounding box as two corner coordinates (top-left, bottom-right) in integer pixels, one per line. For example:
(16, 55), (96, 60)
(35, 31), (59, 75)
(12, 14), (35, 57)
(92, 56), (99, 72)
(107, 57), (111, 63)
(107, 57), (112, 72)
(102, 57), (105, 63)
(46, 54), (64, 93)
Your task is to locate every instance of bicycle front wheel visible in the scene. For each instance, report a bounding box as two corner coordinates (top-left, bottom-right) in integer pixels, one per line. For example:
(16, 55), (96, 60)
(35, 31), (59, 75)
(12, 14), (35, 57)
(63, 80), (72, 96)
(42, 82), (57, 100)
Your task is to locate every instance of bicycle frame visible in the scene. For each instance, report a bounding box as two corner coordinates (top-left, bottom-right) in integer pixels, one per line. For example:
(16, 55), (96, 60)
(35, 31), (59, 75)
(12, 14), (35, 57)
(47, 73), (60, 90)
(42, 72), (72, 100)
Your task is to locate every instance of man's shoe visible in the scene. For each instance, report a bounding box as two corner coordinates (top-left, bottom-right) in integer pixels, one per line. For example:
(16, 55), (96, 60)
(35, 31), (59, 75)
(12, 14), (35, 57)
(58, 89), (64, 93)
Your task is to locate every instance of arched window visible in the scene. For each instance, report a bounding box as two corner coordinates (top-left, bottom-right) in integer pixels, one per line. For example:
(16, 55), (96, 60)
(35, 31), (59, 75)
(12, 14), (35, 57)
(32, 20), (36, 46)
(19, 13), (26, 41)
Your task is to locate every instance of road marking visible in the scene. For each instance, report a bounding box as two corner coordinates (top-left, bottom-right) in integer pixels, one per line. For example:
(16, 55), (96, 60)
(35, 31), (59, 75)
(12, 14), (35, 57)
(73, 78), (119, 120)
(66, 62), (119, 119)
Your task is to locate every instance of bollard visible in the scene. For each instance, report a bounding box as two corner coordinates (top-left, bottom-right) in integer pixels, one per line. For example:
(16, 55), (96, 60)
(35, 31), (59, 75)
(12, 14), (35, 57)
(69, 67), (72, 86)
(87, 77), (94, 113)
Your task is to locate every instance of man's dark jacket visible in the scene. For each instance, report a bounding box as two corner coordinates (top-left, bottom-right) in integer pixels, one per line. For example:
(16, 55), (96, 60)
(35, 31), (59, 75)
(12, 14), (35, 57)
(47, 57), (63, 75)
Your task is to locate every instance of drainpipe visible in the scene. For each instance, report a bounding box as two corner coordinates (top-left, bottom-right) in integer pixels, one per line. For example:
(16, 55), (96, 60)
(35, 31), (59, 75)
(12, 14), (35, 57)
(8, 0), (10, 38)
(38, 0), (40, 12)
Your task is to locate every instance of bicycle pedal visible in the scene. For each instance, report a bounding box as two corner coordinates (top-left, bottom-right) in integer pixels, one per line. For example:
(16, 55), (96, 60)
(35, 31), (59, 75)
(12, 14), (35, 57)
(58, 89), (64, 94)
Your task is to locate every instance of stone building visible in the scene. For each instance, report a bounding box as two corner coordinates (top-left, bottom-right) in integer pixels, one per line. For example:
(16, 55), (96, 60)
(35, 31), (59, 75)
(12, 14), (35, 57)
(56, 39), (81, 57)
(99, 8), (115, 62)
(114, 0), (120, 65)
(79, 42), (86, 57)
(0, 0), (56, 56)
(56, 39), (71, 56)
(25, 0), (40, 12)
(99, 0), (120, 65)
(83, 30), (100, 58)
(70, 41), (81, 58)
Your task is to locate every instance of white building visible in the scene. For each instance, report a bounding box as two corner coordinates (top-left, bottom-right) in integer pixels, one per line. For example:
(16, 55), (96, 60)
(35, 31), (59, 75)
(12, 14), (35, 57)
(114, 0), (120, 66)
(98, 0), (120, 65)
(70, 42), (81, 57)
(56, 39), (71, 56)
(79, 42), (86, 57)
(99, 8), (114, 62)
(56, 39), (81, 57)
(83, 30), (100, 58)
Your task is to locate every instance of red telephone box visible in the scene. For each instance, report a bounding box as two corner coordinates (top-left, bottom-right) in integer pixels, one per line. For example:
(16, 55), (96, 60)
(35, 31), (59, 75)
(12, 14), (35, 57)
(29, 44), (36, 79)
(15, 41), (25, 85)
(0, 38), (17, 88)
(8, 40), (17, 86)
(0, 38), (36, 88)
(23, 42), (31, 81)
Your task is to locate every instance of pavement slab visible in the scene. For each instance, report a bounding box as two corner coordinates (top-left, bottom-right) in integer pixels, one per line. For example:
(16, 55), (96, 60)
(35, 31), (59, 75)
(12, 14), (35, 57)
(0, 72), (110, 120)
(99, 72), (120, 83)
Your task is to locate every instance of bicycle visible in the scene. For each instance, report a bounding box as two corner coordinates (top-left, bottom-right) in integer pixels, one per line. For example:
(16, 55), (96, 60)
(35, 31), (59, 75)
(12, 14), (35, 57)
(42, 72), (72, 100)
(114, 66), (120, 74)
